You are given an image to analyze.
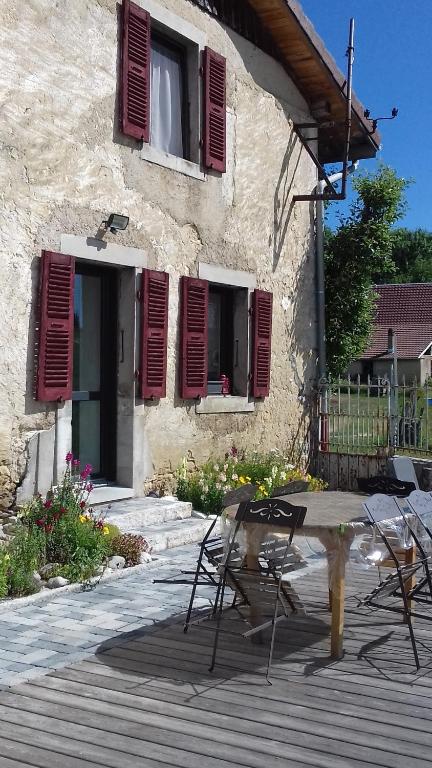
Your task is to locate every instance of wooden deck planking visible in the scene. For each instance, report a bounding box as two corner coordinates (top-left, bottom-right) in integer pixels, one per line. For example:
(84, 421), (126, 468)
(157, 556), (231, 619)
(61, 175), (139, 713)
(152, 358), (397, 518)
(2, 567), (432, 767)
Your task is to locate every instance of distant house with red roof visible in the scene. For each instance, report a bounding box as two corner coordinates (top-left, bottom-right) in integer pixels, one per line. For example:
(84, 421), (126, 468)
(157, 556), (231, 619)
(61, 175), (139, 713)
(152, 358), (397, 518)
(349, 284), (432, 384)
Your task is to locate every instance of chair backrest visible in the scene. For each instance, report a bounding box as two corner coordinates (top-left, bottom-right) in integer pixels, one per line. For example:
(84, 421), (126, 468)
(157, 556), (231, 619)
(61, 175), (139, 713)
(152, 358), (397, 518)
(362, 493), (401, 523)
(222, 484), (258, 509)
(235, 497), (306, 530)
(357, 475), (416, 497)
(403, 490), (432, 527)
(271, 480), (309, 497)
(388, 457), (419, 489)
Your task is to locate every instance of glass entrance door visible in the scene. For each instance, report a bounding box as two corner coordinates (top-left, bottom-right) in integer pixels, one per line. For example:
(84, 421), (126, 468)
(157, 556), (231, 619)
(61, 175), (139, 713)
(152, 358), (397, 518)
(72, 265), (117, 479)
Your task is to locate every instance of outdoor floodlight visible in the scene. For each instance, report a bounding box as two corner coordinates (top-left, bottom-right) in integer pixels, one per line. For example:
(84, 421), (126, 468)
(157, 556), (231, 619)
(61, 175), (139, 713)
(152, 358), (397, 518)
(102, 213), (129, 233)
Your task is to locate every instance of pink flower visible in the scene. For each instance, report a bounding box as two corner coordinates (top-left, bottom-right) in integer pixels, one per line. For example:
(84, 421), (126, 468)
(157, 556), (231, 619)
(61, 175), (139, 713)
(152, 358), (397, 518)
(86, 483), (93, 492)
(35, 518), (45, 528)
(43, 500), (52, 509)
(85, 463), (92, 473)
(65, 452), (73, 463)
(80, 470), (89, 480)
(45, 524), (53, 534)
(72, 459), (80, 467)
(60, 506), (66, 515)
(79, 501), (86, 509)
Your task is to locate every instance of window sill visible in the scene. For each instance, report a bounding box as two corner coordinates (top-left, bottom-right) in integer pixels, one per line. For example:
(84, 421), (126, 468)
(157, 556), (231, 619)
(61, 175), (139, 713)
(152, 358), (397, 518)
(140, 144), (206, 181)
(196, 396), (255, 414)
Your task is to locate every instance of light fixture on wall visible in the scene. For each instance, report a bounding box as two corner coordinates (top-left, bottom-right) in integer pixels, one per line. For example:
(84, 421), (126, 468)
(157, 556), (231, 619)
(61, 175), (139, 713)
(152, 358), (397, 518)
(102, 213), (129, 234)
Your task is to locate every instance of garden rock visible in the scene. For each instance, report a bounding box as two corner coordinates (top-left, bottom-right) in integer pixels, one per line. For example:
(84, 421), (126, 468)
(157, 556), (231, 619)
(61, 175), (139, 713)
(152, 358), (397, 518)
(107, 555), (126, 570)
(39, 563), (60, 579)
(32, 571), (42, 582)
(3, 523), (18, 535)
(192, 510), (207, 519)
(140, 552), (153, 564)
(47, 576), (70, 589)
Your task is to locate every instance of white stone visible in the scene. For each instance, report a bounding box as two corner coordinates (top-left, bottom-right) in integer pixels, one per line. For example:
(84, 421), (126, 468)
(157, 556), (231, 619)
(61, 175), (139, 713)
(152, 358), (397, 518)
(3, 523), (18, 535)
(47, 576), (70, 589)
(39, 563), (60, 579)
(140, 552), (153, 564)
(107, 555), (126, 570)
(191, 510), (207, 519)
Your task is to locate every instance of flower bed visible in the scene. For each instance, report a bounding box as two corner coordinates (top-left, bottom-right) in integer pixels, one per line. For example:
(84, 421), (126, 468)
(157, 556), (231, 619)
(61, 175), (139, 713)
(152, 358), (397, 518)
(0, 454), (151, 599)
(175, 447), (326, 516)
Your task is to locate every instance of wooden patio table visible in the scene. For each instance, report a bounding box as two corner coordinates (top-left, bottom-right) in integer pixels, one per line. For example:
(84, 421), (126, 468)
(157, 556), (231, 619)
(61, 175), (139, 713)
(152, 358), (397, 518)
(225, 490), (416, 659)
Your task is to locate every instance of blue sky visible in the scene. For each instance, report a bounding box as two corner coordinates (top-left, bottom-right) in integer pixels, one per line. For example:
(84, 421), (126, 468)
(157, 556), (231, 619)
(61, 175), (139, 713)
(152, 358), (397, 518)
(299, 0), (431, 231)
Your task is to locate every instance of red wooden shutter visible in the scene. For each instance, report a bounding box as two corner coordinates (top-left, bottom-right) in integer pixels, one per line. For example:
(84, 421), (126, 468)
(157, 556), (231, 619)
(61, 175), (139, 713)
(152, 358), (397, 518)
(252, 290), (273, 398)
(140, 269), (169, 399)
(36, 251), (75, 402)
(203, 47), (226, 173)
(180, 277), (209, 399)
(121, 0), (151, 141)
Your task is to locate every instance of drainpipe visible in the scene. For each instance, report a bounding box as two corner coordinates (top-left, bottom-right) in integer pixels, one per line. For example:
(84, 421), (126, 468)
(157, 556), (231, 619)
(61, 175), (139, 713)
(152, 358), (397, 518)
(316, 161), (359, 451)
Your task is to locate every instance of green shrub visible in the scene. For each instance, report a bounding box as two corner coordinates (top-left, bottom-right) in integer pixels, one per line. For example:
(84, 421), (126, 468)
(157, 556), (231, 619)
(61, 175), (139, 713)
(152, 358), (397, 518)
(7, 526), (45, 597)
(110, 534), (150, 567)
(17, 454), (115, 585)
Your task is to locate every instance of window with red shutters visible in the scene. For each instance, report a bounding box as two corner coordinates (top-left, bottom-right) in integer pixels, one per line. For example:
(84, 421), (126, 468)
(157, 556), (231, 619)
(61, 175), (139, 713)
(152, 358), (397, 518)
(121, 0), (151, 141)
(180, 276), (209, 399)
(203, 46), (226, 173)
(252, 289), (273, 398)
(36, 251), (75, 402)
(139, 269), (169, 399)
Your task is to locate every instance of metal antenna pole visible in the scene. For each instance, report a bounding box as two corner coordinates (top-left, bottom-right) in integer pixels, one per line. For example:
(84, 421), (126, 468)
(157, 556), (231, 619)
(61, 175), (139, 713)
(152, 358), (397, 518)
(341, 18), (355, 199)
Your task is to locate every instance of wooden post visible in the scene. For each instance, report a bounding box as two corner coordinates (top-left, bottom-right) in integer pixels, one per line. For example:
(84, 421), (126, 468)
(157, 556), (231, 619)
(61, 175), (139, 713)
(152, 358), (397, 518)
(330, 547), (346, 659)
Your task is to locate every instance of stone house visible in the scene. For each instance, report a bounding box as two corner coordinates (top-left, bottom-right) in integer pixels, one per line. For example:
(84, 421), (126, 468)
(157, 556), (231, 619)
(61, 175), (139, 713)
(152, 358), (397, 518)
(0, 0), (379, 509)
(349, 284), (432, 384)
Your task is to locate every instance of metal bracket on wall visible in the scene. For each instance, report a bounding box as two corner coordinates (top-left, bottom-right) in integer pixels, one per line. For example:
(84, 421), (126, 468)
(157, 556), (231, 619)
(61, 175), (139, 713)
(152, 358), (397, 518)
(292, 122), (344, 202)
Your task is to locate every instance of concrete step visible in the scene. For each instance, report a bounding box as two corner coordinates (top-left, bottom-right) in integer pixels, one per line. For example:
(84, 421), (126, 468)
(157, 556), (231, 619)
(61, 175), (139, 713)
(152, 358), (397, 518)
(101, 496), (193, 530)
(144, 516), (219, 553)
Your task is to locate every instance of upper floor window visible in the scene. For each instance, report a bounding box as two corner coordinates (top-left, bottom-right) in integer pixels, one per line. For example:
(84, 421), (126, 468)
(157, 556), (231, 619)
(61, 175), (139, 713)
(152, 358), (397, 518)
(150, 34), (189, 160)
(120, 0), (227, 175)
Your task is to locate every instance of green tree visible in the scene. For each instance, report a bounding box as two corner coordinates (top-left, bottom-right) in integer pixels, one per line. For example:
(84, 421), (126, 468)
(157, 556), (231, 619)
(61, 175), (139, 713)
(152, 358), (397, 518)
(382, 228), (432, 283)
(325, 166), (409, 376)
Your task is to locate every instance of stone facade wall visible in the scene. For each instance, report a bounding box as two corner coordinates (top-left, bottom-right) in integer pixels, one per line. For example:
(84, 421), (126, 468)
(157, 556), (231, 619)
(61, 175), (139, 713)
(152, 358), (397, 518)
(0, 0), (318, 507)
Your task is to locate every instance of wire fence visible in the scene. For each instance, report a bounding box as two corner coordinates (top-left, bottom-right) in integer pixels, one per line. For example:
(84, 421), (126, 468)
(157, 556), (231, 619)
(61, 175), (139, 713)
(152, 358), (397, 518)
(319, 375), (432, 455)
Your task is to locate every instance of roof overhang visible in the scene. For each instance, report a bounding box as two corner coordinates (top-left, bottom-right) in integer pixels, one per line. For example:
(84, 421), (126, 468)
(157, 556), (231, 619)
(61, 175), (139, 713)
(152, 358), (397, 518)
(246, 0), (381, 163)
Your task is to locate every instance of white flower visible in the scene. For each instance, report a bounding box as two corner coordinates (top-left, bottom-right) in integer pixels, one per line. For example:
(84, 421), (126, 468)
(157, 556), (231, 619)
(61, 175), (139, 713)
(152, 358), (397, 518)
(286, 463), (295, 470)
(213, 464), (219, 472)
(232, 473), (238, 481)
(216, 482), (222, 490)
(271, 466), (277, 478)
(280, 471), (287, 481)
(223, 463), (228, 472)
(199, 478), (205, 488)
(202, 485), (209, 494)
(219, 473), (227, 482)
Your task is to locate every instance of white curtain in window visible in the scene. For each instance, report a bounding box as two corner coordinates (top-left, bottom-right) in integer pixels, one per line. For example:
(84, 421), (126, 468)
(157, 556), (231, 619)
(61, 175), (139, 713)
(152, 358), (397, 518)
(151, 43), (184, 158)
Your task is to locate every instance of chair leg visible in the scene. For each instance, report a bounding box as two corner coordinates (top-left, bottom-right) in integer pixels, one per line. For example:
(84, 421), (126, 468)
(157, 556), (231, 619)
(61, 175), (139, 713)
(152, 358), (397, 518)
(266, 587), (281, 685)
(399, 570), (420, 670)
(183, 558), (205, 633)
(209, 573), (227, 673)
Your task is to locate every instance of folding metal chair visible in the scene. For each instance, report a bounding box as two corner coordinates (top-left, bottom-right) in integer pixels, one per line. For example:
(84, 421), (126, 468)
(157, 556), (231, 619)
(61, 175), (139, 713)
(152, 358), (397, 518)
(209, 497), (307, 683)
(397, 490), (432, 605)
(360, 493), (431, 669)
(153, 484), (258, 631)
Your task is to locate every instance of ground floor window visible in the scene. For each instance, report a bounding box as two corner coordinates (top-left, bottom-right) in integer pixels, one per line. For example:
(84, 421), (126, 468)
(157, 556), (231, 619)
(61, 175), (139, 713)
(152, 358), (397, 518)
(207, 283), (249, 396)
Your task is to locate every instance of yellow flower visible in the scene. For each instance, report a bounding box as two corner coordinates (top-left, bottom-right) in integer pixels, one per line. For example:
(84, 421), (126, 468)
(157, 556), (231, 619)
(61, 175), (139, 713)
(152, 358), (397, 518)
(246, 476), (251, 482)
(239, 476), (246, 485)
(103, 526), (110, 535)
(259, 485), (266, 492)
(3, 554), (10, 562)
(79, 515), (87, 523)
